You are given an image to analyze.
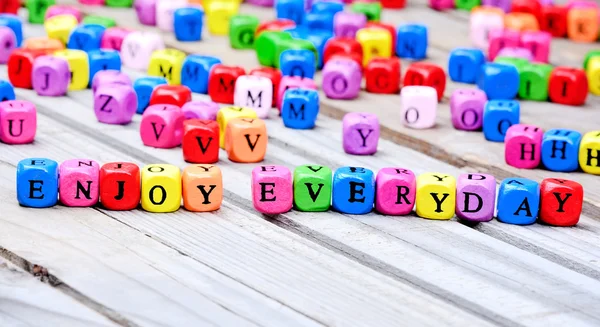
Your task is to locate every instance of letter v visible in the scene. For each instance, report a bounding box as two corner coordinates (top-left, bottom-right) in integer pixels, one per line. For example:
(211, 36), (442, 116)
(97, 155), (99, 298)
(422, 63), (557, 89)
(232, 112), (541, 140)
(151, 122), (165, 140)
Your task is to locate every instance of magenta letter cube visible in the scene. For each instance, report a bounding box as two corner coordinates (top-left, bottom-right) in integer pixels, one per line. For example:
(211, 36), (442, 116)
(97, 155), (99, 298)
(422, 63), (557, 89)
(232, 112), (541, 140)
(45, 5), (83, 22)
(488, 29), (521, 61)
(121, 32), (165, 71)
(496, 47), (534, 61)
(277, 76), (317, 111)
(0, 100), (36, 144)
(94, 85), (138, 125)
(520, 31), (551, 63)
(0, 27), (16, 64)
(182, 100), (220, 120)
(505, 124), (544, 169)
(59, 159), (99, 207)
(140, 104), (185, 148)
(252, 165), (293, 214)
(101, 27), (133, 52)
(92, 70), (133, 94)
(401, 86), (437, 129)
(334, 12), (367, 38)
(134, 0), (157, 26)
(450, 88), (487, 131)
(32, 56), (70, 97)
(456, 173), (496, 222)
(342, 112), (379, 155)
(375, 168), (416, 215)
(429, 0), (455, 10)
(78, 0), (105, 5)
(322, 58), (362, 100)
(482, 0), (511, 12)
(246, 0), (274, 6)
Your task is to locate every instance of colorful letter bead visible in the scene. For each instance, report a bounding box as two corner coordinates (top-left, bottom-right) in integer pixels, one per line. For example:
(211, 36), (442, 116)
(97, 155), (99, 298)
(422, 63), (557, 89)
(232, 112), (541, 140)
(59, 159), (100, 207)
(155, 0), (187, 32)
(140, 104), (185, 148)
(518, 63), (553, 101)
(205, 0), (240, 36)
(541, 129), (581, 172)
(255, 31), (293, 67)
(396, 24), (427, 60)
(342, 112), (379, 155)
(365, 21), (396, 56)
(497, 178), (539, 225)
(31, 55), (70, 96)
(87, 49), (122, 87)
(121, 31), (164, 71)
(505, 124), (543, 169)
(382, 0), (405, 8)
(375, 167), (416, 215)
(477, 63), (519, 100)
(539, 178), (583, 227)
(504, 12), (540, 32)
(91, 69), (132, 94)
(23, 37), (64, 53)
(403, 63), (446, 101)
(99, 162), (140, 210)
(148, 49), (186, 85)
(579, 131), (600, 175)
(250, 67), (282, 105)
(174, 7), (204, 42)
(332, 166), (375, 214)
(225, 117), (268, 163)
(334, 11), (367, 38)
(94, 85), (138, 124)
(455, 173), (496, 222)
(252, 165), (292, 214)
(365, 57), (400, 94)
(416, 173), (456, 220)
(16, 158), (58, 208)
(276, 0), (304, 24)
(450, 88), (487, 131)
(448, 48), (486, 84)
(0, 100), (36, 144)
(44, 14), (78, 45)
(280, 49), (316, 79)
(182, 100), (219, 120)
(217, 106), (258, 148)
(8, 49), (45, 89)
(548, 67), (588, 106)
(141, 164), (181, 213)
(520, 31), (551, 63)
(482, 0), (511, 12)
(53, 49), (89, 91)
(351, 2), (381, 21)
(587, 57), (600, 95)
(400, 86), (437, 129)
(483, 100), (520, 142)
(182, 119), (220, 164)
(229, 14), (259, 49)
(311, 1), (344, 15)
(304, 12), (334, 32)
(45, 5), (82, 22)
(281, 88), (319, 129)
(134, 0), (157, 26)
(429, 0), (454, 10)
(0, 14), (21, 46)
(208, 65), (246, 104)
(541, 5), (567, 37)
(181, 55), (221, 94)
(0, 26), (16, 64)
(356, 27), (392, 66)
(276, 76), (317, 110)
(101, 27), (132, 51)
(0, 0), (20, 14)
(487, 29), (520, 61)
(455, 0), (480, 10)
(293, 165), (332, 212)
(322, 57), (362, 100)
(0, 80), (15, 101)
(149, 85), (192, 108)
(323, 36), (363, 67)
(67, 24), (105, 52)
(133, 76), (167, 114)
(469, 6), (504, 49)
(81, 15), (116, 28)
(233, 75), (273, 119)
(106, 0), (133, 7)
(567, 7), (599, 42)
(182, 165), (222, 212)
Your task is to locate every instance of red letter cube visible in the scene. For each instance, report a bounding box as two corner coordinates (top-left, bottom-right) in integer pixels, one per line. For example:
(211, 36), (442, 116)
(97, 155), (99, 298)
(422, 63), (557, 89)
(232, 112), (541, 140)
(249, 67), (282, 105)
(99, 162), (141, 211)
(541, 5), (567, 37)
(365, 57), (400, 94)
(511, 0), (542, 24)
(403, 63), (446, 101)
(256, 19), (296, 36)
(381, 0), (405, 9)
(0, 0), (20, 14)
(149, 85), (192, 108)
(182, 119), (220, 164)
(548, 67), (588, 106)
(539, 178), (583, 227)
(208, 64), (245, 104)
(8, 49), (46, 89)
(323, 37), (363, 67)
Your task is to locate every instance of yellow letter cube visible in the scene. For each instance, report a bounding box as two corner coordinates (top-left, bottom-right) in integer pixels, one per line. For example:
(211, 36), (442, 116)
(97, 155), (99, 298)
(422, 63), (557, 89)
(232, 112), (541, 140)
(586, 57), (600, 96)
(44, 14), (78, 46)
(147, 48), (187, 85)
(216, 106), (257, 148)
(206, 1), (240, 35)
(141, 164), (182, 212)
(416, 173), (456, 220)
(356, 27), (392, 67)
(579, 131), (600, 175)
(53, 49), (89, 91)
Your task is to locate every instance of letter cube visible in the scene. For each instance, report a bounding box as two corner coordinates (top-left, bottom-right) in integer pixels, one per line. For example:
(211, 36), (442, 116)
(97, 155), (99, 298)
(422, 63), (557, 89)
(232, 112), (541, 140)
(208, 64), (246, 104)
(149, 84), (192, 108)
(225, 117), (267, 163)
(520, 31), (551, 63)
(0, 26), (16, 64)
(94, 85), (138, 124)
(518, 63), (553, 101)
(276, 0), (304, 24)
(91, 70), (132, 94)
(477, 63), (519, 100)
(403, 63), (446, 101)
(281, 88), (319, 129)
(121, 31), (164, 71)
(280, 49), (316, 79)
(134, 0), (156, 26)
(511, 0), (542, 21)
(276, 76), (317, 110)
(53, 49), (89, 91)
(487, 29), (520, 61)
(505, 124), (543, 169)
(255, 31), (293, 67)
(0, 13), (22, 46)
(174, 7), (204, 42)
(229, 14), (259, 49)
(87, 49), (122, 88)
(382, 0), (406, 9)
(182, 100), (219, 120)
(494, 56), (529, 71)
(448, 48), (486, 84)
(548, 67), (588, 106)
(541, 5), (568, 37)
(585, 50), (600, 72)
(155, 0), (187, 32)
(567, 7), (599, 42)
(496, 47), (534, 61)
(252, 165), (292, 214)
(342, 112), (379, 155)
(31, 56), (70, 96)
(141, 164), (181, 213)
(311, 1), (344, 15)
(334, 12), (367, 38)
(541, 129), (581, 172)
(44, 14), (78, 45)
(456, 173), (496, 222)
(539, 178), (583, 226)
(45, 5), (82, 22)
(274, 38), (318, 70)
(0, 79), (15, 101)
(106, 0), (133, 7)
(59, 159), (100, 207)
(469, 6), (505, 49)
(182, 165), (223, 212)
(351, 2), (381, 21)
(304, 12), (335, 32)
(133, 76), (167, 114)
(8, 49), (46, 89)
(450, 88), (487, 131)
(455, 0), (481, 10)
(587, 57), (600, 95)
(400, 86), (437, 129)
(250, 67), (282, 105)
(415, 173), (456, 220)
(205, 1), (240, 36)
(99, 162), (140, 211)
(79, 0), (106, 4)
(365, 57), (400, 94)
(293, 165), (332, 212)
(81, 15), (116, 28)
(181, 55), (221, 94)
(67, 24), (105, 52)
(429, 0), (454, 11)
(396, 24), (427, 60)
(322, 57), (362, 100)
(23, 37), (64, 54)
(217, 106), (258, 148)
(579, 131), (600, 175)
(375, 167), (416, 215)
(147, 49), (186, 85)
(332, 166), (375, 214)
(140, 104), (185, 148)
(356, 27), (392, 66)
(0, 100), (36, 144)
(497, 178), (539, 225)
(234, 75), (273, 119)
(483, 100), (520, 142)
(16, 158), (59, 208)
(504, 12), (540, 32)
(323, 36), (363, 67)
(100, 27), (132, 51)
(182, 119), (220, 163)
(0, 0), (20, 14)
(365, 22), (396, 55)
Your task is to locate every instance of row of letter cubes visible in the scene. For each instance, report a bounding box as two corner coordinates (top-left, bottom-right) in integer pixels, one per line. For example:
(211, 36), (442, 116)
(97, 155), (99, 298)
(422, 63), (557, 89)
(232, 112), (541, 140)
(16, 158), (223, 212)
(251, 165), (584, 227)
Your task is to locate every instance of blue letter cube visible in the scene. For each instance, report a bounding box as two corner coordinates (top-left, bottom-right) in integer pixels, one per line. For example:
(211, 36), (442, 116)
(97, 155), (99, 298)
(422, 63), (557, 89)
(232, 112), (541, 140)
(133, 76), (168, 114)
(541, 129), (582, 172)
(276, 0), (305, 25)
(332, 166), (375, 214)
(483, 100), (520, 142)
(307, 30), (332, 69)
(181, 55), (221, 94)
(0, 79), (15, 102)
(0, 14), (22, 46)
(174, 7), (204, 42)
(396, 24), (427, 60)
(282, 88), (319, 129)
(17, 158), (59, 208)
(448, 47), (485, 84)
(67, 24), (106, 52)
(280, 49), (316, 78)
(497, 177), (540, 225)
(311, 1), (344, 15)
(304, 12), (335, 32)
(88, 49), (121, 87)
(477, 63), (519, 100)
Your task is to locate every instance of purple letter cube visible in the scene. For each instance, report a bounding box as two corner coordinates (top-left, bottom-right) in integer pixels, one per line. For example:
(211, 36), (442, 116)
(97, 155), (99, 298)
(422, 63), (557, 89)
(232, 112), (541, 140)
(182, 100), (220, 120)
(342, 112), (380, 155)
(32, 56), (71, 97)
(0, 26), (16, 64)
(322, 57), (362, 100)
(456, 173), (497, 222)
(450, 88), (487, 131)
(94, 85), (138, 124)
(334, 12), (367, 38)
(134, 0), (157, 26)
(91, 69), (133, 94)
(375, 167), (416, 215)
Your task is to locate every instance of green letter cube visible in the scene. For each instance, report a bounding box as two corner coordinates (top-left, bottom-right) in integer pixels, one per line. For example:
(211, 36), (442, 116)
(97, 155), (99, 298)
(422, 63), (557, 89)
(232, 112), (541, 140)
(26, 0), (55, 24)
(82, 16), (117, 28)
(494, 56), (529, 72)
(255, 31), (293, 67)
(106, 0), (133, 7)
(229, 15), (260, 49)
(518, 63), (553, 101)
(455, 0), (481, 11)
(274, 38), (318, 68)
(351, 2), (381, 22)
(294, 165), (332, 212)
(584, 50), (600, 72)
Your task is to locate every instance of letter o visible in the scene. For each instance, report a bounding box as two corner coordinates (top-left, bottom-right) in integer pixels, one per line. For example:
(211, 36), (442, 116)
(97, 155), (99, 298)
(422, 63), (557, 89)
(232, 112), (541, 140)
(461, 108), (479, 127)
(148, 166), (165, 173)
(149, 185), (166, 205)
(331, 75), (348, 94)
(497, 119), (513, 135)
(404, 107), (420, 124)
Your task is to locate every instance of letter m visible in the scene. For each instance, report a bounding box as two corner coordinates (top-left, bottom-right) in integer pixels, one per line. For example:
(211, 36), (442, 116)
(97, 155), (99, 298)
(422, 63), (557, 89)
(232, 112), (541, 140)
(288, 103), (305, 120)
(246, 90), (263, 107)
(159, 64), (172, 80)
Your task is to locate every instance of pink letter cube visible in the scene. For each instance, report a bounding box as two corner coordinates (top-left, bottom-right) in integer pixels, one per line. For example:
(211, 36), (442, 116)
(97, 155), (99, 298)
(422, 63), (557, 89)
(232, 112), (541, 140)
(45, 5), (83, 22)
(0, 26), (16, 64)
(520, 31), (551, 63)
(134, 0), (157, 26)
(182, 100), (220, 120)
(140, 104), (185, 148)
(488, 29), (521, 61)
(156, 0), (188, 32)
(342, 112), (379, 155)
(32, 56), (70, 97)
(277, 76), (317, 111)
(0, 100), (36, 144)
(322, 57), (362, 100)
(456, 173), (496, 222)
(429, 0), (455, 10)
(334, 12), (367, 38)
(101, 27), (133, 52)
(252, 165), (293, 214)
(496, 47), (534, 61)
(92, 70), (133, 94)
(121, 32), (165, 71)
(400, 85), (437, 129)
(450, 88), (487, 131)
(234, 75), (273, 119)
(94, 85), (138, 125)
(470, 10), (504, 49)
(375, 167), (416, 215)
(505, 124), (544, 169)
(59, 159), (100, 207)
